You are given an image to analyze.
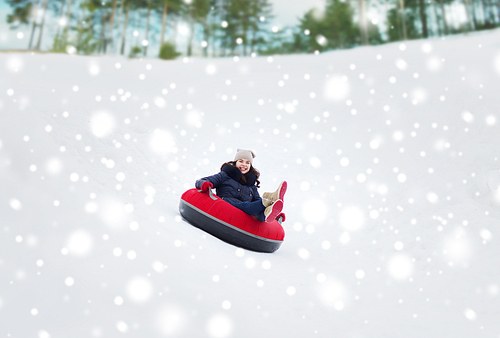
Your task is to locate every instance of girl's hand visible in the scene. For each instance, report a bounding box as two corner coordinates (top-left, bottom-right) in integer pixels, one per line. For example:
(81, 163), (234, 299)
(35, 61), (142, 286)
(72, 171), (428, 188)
(200, 181), (213, 192)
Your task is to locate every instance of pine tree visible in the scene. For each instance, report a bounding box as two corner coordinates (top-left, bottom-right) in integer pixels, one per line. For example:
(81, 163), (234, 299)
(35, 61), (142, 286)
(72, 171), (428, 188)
(298, 9), (326, 52)
(323, 0), (357, 49)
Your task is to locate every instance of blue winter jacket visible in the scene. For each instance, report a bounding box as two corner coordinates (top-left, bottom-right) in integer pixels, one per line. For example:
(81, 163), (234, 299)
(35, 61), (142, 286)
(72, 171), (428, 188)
(195, 165), (261, 205)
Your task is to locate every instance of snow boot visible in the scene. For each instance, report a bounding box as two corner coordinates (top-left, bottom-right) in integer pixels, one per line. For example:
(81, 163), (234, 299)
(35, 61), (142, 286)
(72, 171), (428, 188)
(264, 199), (283, 223)
(262, 197), (273, 207)
(263, 181), (287, 204)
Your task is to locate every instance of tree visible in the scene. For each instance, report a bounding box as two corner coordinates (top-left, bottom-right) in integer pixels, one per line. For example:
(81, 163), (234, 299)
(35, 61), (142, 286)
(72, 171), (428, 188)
(248, 0), (273, 54)
(52, 0), (67, 52)
(298, 9), (327, 52)
(6, 0), (32, 28)
(436, 0), (450, 35)
(462, 0), (475, 31)
(398, 0), (407, 39)
(358, 0), (369, 45)
(63, 0), (76, 43)
(214, 0), (273, 56)
(200, 0), (218, 56)
(298, 0), (365, 52)
(51, 0), (79, 53)
(157, 0), (183, 47)
(386, 5), (419, 41)
(144, 0), (152, 55)
(120, 0), (131, 54)
(74, 1), (100, 54)
(418, 0), (428, 37)
(183, 0), (210, 56)
(159, 41), (181, 58)
(105, 0), (119, 52)
(323, 0), (358, 49)
(219, 0), (239, 55)
(35, 0), (49, 50)
(119, 0), (149, 56)
(6, 0), (40, 49)
(404, 0), (430, 38)
(258, 26), (305, 55)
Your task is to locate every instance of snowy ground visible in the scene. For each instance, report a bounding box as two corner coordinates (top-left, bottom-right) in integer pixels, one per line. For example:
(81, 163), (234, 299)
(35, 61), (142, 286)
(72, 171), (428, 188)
(2, 30), (500, 338)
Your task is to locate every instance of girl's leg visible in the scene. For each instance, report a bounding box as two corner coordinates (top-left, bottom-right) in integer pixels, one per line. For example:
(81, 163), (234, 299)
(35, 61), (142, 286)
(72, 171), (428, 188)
(231, 200), (266, 222)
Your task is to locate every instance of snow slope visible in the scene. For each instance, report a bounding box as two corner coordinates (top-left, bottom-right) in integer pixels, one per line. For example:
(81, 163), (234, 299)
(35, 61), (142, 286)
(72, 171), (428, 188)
(2, 30), (500, 338)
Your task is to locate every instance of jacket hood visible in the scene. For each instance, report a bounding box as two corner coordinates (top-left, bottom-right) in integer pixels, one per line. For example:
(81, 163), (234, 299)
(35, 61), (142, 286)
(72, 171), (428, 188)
(222, 164), (257, 186)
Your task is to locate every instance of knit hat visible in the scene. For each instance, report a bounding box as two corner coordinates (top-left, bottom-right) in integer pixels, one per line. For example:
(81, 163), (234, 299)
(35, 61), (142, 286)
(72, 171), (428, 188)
(234, 148), (256, 164)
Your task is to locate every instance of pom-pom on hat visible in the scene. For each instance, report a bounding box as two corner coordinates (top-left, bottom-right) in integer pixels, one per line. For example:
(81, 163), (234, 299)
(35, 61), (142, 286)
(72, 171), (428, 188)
(234, 148), (256, 164)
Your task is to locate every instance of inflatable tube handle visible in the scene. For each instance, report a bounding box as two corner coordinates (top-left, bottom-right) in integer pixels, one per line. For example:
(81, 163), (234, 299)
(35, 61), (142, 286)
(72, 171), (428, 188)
(198, 188), (217, 201)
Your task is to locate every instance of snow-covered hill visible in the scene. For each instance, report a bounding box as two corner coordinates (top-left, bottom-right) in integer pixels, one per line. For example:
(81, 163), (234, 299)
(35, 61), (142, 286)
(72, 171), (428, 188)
(2, 30), (500, 338)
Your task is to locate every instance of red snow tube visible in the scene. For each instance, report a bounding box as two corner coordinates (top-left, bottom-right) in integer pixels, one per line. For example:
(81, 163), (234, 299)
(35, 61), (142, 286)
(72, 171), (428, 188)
(179, 188), (285, 253)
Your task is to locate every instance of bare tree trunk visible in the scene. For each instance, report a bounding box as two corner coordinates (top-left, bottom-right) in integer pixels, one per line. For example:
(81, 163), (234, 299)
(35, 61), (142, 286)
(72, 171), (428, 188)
(115, 0), (125, 53)
(86, 10), (93, 42)
(430, 0), (442, 36)
(439, 0), (449, 35)
(249, 1), (257, 55)
(418, 0), (429, 37)
(144, 0), (152, 56)
(160, 0), (169, 46)
(470, 0), (479, 28)
(64, 0), (73, 38)
(186, 4), (195, 57)
(250, 23), (257, 55)
(106, 0), (118, 53)
(86, 11), (93, 41)
(134, 10), (142, 50)
(28, 0), (40, 50)
(120, 5), (130, 55)
(494, 0), (500, 23)
(479, 0), (488, 25)
(485, 0), (497, 23)
(54, 0), (67, 47)
(76, 6), (85, 50)
(35, 0), (49, 51)
(202, 22), (209, 57)
(358, 0), (369, 45)
(242, 17), (248, 56)
(100, 9), (107, 53)
(464, 0), (475, 31)
(187, 17), (195, 56)
(399, 0), (408, 40)
(58, 0), (73, 50)
(497, 0), (500, 23)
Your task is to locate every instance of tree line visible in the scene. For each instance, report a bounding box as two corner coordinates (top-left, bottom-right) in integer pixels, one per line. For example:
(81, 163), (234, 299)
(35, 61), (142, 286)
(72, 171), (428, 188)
(5, 0), (500, 58)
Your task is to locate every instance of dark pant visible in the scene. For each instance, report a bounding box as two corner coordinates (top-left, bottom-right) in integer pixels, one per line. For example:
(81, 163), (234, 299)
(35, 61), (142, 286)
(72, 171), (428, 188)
(230, 200), (266, 222)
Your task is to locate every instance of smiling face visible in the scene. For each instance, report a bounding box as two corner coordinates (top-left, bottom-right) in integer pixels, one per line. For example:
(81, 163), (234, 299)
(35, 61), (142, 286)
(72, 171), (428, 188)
(235, 159), (251, 174)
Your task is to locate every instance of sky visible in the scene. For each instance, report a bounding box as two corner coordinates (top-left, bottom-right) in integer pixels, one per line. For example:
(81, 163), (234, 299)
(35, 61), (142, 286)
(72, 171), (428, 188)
(0, 0), (326, 51)
(272, 0), (326, 27)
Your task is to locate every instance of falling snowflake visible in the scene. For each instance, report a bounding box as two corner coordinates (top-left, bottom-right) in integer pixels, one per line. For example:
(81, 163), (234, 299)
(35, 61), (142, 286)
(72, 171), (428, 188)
(126, 276), (153, 303)
(387, 254), (414, 280)
(65, 229), (93, 257)
(206, 314), (233, 338)
(89, 111), (116, 138)
(324, 76), (350, 102)
(339, 206), (365, 231)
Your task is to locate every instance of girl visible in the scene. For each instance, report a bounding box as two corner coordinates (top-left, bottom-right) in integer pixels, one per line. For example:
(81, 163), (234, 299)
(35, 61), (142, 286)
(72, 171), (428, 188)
(195, 149), (286, 223)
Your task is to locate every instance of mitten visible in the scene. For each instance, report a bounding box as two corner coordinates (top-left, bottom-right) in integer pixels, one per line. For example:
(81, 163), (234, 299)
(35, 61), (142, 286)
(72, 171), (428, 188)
(200, 181), (213, 192)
